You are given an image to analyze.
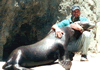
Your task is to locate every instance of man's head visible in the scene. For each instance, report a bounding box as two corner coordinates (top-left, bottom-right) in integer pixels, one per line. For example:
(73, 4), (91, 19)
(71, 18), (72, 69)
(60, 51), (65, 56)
(71, 5), (81, 18)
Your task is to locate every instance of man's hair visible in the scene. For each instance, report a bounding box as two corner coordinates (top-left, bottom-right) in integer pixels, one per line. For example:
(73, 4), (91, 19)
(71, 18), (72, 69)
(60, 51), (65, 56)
(72, 5), (80, 11)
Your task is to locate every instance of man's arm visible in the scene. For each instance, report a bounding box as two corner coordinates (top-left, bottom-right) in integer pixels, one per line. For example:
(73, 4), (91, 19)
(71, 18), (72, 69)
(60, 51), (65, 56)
(70, 22), (84, 33)
(51, 22), (84, 38)
(74, 21), (95, 31)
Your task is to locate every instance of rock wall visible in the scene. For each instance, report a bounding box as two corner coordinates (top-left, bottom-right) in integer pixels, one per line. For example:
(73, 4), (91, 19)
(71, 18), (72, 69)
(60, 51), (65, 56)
(0, 0), (100, 61)
(96, 22), (100, 52)
(57, 0), (100, 22)
(0, 0), (62, 61)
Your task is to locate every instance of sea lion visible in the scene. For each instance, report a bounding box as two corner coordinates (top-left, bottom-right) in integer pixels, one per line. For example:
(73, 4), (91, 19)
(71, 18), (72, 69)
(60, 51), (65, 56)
(2, 21), (95, 70)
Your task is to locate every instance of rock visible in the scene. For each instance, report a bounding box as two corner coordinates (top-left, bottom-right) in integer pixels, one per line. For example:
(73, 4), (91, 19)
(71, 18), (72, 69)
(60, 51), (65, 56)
(96, 22), (100, 52)
(0, 0), (62, 61)
(0, 0), (100, 61)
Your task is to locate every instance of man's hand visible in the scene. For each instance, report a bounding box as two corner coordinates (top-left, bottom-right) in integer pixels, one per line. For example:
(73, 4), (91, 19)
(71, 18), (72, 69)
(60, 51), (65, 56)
(55, 29), (63, 38)
(51, 24), (63, 38)
(70, 23), (84, 33)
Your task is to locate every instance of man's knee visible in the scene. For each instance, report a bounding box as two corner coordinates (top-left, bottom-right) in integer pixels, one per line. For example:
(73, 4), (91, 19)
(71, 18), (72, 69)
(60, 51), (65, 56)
(82, 31), (91, 38)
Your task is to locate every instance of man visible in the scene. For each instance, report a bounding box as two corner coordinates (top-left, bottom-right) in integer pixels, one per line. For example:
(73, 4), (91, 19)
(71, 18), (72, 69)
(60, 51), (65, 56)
(51, 5), (91, 61)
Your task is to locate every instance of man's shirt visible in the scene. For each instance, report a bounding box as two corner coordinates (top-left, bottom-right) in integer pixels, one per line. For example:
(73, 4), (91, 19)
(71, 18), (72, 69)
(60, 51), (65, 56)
(56, 16), (88, 27)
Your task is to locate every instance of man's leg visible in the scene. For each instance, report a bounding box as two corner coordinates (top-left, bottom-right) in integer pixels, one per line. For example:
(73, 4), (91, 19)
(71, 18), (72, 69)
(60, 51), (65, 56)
(80, 31), (91, 61)
(67, 31), (91, 61)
